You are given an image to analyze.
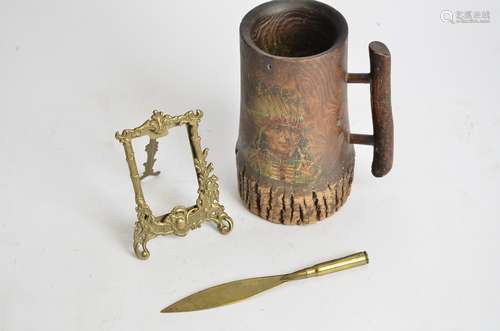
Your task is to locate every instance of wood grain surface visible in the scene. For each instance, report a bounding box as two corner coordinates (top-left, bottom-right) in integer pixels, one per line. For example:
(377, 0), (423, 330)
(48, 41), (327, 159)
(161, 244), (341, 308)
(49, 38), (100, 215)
(238, 0), (354, 224)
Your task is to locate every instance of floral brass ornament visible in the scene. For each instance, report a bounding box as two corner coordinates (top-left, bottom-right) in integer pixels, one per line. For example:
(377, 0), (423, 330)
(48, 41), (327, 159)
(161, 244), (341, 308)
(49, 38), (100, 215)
(115, 110), (233, 260)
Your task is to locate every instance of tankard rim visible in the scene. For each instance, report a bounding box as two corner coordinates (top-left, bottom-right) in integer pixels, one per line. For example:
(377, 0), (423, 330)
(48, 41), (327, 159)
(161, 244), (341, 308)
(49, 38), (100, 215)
(240, 0), (349, 61)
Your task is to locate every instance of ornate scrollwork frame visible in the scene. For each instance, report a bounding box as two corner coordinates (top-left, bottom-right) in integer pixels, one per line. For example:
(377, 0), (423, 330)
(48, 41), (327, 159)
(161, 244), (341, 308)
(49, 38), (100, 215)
(115, 110), (233, 260)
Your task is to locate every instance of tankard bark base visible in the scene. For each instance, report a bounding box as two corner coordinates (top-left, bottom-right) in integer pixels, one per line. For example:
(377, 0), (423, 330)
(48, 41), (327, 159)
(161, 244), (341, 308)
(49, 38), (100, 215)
(237, 155), (354, 225)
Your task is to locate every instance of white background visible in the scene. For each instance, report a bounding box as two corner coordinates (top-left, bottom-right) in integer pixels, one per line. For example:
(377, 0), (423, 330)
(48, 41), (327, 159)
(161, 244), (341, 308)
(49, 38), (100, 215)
(1, 0), (499, 330)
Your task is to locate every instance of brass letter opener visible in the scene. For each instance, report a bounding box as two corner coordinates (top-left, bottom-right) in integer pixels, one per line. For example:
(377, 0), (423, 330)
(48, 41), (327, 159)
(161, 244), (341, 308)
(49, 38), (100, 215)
(162, 252), (368, 313)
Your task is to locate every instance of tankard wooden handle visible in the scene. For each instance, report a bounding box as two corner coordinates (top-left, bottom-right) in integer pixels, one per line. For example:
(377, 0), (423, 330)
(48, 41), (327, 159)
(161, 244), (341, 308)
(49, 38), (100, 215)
(347, 41), (394, 177)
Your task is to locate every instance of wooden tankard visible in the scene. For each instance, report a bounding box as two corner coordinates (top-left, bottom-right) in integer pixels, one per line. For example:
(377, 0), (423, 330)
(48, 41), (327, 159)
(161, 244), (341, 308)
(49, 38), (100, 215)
(236, 0), (394, 224)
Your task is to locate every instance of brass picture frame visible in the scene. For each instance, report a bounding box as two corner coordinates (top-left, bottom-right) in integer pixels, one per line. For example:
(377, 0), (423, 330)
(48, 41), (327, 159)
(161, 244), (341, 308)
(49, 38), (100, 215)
(115, 110), (233, 260)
